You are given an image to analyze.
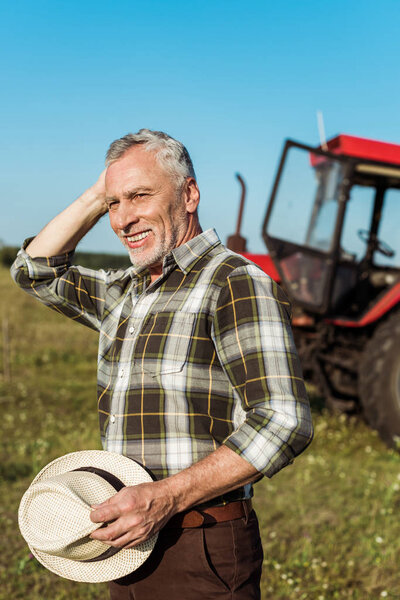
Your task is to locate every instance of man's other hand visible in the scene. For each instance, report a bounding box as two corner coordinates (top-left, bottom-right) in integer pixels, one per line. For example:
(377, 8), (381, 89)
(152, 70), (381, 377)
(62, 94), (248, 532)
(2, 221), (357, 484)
(89, 480), (176, 548)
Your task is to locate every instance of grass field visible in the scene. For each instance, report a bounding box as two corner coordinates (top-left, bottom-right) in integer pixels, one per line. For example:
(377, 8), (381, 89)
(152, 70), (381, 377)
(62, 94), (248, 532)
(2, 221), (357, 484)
(1, 266), (400, 599)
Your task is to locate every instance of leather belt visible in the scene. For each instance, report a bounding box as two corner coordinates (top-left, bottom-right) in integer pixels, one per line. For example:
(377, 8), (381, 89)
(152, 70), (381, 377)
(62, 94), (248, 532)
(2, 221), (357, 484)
(165, 499), (253, 529)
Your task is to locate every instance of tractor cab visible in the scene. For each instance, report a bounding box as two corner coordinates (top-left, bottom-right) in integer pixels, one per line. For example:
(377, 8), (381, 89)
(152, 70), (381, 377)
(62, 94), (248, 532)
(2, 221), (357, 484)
(227, 134), (400, 446)
(263, 135), (400, 319)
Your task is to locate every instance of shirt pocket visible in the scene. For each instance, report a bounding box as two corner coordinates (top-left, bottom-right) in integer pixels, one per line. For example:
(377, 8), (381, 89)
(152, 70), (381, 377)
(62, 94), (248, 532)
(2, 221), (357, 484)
(134, 311), (197, 376)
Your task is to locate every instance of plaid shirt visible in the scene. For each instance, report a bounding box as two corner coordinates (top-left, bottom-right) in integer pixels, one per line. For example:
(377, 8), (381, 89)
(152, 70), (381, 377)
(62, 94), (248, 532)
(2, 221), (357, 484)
(11, 229), (313, 491)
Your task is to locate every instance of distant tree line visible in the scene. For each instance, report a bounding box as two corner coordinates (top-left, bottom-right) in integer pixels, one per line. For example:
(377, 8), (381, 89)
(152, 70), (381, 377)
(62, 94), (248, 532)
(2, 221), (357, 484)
(0, 245), (131, 270)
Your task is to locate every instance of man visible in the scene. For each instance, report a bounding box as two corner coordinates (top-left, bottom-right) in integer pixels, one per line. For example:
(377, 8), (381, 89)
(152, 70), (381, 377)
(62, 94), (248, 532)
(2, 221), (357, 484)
(11, 129), (313, 599)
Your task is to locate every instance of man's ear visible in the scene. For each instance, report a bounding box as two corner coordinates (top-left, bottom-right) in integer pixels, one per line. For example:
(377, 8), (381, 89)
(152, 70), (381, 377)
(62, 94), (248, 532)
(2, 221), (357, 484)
(183, 178), (200, 214)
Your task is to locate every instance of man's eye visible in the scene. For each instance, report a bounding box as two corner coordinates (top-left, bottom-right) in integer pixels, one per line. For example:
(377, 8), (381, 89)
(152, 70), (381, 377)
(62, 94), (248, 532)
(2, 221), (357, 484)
(107, 202), (119, 210)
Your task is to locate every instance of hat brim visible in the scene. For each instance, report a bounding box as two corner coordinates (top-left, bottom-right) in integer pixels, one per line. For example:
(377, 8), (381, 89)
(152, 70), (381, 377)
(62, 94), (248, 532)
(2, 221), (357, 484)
(19, 450), (158, 583)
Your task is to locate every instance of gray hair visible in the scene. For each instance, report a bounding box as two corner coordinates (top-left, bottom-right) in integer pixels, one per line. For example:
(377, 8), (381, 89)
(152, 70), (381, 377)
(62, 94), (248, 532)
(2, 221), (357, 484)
(105, 129), (196, 183)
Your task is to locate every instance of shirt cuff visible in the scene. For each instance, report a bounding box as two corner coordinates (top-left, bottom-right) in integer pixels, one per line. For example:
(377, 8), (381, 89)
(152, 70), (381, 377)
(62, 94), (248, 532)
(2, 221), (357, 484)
(223, 422), (297, 479)
(11, 237), (75, 281)
(20, 237), (75, 265)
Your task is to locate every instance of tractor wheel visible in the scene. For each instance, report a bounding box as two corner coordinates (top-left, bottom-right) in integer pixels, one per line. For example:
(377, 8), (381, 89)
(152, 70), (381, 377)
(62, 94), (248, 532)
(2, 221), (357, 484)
(358, 310), (400, 448)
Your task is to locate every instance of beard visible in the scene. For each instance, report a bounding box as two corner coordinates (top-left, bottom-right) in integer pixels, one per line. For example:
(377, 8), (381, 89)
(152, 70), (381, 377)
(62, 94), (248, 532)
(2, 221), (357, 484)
(127, 199), (188, 270)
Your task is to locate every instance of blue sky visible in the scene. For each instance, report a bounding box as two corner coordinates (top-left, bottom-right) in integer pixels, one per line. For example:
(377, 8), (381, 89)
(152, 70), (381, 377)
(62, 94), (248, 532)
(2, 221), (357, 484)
(1, 0), (400, 254)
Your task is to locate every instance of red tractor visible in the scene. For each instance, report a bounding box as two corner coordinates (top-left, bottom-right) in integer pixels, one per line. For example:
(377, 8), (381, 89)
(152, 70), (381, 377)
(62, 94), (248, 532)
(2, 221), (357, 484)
(228, 135), (400, 447)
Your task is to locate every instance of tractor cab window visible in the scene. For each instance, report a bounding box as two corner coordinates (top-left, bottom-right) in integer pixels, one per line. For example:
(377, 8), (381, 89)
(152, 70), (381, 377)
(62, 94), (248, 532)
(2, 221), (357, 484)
(331, 182), (400, 311)
(340, 185), (375, 262)
(375, 188), (400, 268)
(305, 161), (343, 251)
(340, 185), (400, 268)
(266, 145), (346, 311)
(267, 146), (343, 251)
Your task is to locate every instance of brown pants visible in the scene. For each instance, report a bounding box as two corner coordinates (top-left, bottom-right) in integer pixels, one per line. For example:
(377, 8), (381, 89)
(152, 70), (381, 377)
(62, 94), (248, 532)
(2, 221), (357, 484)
(109, 510), (263, 600)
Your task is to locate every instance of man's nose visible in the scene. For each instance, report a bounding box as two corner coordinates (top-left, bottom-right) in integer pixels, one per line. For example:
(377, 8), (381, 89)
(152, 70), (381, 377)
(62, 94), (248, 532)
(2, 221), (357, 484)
(115, 203), (139, 232)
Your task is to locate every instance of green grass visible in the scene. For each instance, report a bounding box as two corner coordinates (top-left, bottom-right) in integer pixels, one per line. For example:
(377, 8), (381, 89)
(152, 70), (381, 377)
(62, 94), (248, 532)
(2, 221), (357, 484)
(1, 267), (400, 599)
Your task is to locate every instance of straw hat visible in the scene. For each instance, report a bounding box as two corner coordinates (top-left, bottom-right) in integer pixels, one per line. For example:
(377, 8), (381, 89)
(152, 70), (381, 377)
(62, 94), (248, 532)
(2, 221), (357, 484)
(18, 450), (158, 583)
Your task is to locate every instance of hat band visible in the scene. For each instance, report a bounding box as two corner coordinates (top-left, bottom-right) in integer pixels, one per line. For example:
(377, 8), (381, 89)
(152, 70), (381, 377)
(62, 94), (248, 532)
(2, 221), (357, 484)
(72, 466), (125, 563)
(72, 466), (125, 492)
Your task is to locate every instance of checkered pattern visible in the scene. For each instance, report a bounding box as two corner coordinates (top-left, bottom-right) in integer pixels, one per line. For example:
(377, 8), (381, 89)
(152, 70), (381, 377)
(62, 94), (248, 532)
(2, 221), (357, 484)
(11, 229), (313, 488)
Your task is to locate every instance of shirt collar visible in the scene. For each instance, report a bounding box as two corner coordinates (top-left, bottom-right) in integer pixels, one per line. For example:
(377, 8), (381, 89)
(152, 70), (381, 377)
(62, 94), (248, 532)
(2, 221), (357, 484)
(129, 228), (221, 281)
(169, 229), (221, 274)
(128, 263), (150, 280)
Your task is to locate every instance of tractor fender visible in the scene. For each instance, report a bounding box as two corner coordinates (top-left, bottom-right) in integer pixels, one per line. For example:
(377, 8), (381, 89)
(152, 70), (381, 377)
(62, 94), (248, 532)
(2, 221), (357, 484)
(326, 281), (400, 328)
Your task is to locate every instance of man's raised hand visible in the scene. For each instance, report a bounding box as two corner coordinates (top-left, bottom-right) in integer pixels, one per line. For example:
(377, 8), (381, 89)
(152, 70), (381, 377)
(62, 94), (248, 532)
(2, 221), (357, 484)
(26, 168), (109, 258)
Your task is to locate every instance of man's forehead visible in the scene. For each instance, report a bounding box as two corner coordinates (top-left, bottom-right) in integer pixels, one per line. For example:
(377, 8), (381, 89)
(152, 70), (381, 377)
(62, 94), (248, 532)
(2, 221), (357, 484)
(108, 145), (159, 172)
(105, 146), (167, 188)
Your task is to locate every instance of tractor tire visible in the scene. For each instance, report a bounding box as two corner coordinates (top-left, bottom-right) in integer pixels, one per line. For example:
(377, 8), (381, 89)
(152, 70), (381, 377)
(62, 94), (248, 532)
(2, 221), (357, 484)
(358, 310), (400, 448)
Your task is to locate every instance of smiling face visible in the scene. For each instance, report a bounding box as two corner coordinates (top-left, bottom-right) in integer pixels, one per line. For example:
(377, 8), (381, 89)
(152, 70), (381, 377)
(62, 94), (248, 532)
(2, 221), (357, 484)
(105, 146), (200, 278)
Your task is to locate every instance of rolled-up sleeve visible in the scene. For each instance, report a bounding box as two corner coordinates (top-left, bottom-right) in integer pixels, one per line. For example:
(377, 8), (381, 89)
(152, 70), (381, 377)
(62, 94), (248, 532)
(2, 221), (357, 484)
(10, 238), (108, 332)
(212, 264), (313, 478)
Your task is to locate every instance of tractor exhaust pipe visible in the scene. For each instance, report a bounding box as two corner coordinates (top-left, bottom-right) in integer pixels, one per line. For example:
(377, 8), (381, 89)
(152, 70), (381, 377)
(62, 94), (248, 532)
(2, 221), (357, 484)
(226, 173), (248, 252)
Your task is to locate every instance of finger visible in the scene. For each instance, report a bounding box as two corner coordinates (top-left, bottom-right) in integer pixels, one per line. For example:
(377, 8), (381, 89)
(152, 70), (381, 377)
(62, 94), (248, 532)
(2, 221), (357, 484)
(90, 501), (122, 524)
(105, 517), (159, 548)
(111, 532), (150, 549)
(90, 521), (123, 542)
(91, 492), (119, 511)
(114, 529), (157, 548)
(92, 525), (151, 548)
(90, 487), (140, 523)
(90, 513), (142, 542)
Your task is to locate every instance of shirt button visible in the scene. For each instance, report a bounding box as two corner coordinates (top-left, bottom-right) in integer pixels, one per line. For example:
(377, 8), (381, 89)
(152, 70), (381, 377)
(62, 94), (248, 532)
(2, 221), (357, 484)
(120, 369), (124, 377)
(110, 414), (116, 424)
(129, 326), (135, 334)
